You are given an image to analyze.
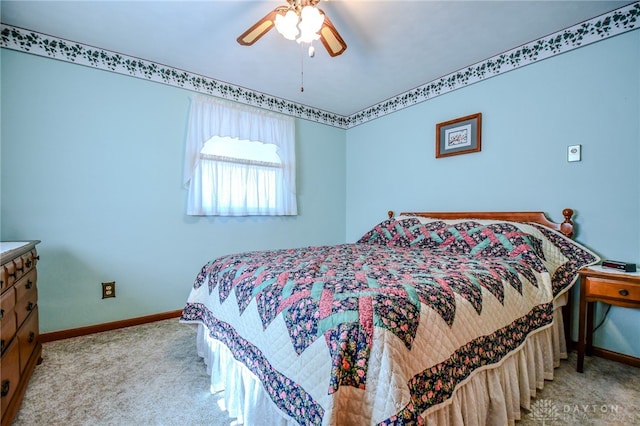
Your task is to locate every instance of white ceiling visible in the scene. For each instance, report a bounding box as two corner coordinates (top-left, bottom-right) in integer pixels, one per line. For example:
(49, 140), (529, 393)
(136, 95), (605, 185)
(1, 1), (631, 116)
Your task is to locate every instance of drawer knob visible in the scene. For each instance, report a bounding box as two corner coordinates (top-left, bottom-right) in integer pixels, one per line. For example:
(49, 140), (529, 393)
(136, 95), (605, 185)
(26, 280), (33, 289)
(0, 339), (4, 353)
(0, 308), (3, 320)
(619, 289), (629, 297)
(26, 302), (34, 311)
(28, 331), (35, 343)
(1, 379), (9, 397)
(25, 259), (32, 268)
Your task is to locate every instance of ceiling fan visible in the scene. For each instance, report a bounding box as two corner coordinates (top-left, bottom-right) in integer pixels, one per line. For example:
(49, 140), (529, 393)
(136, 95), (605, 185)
(237, 0), (347, 57)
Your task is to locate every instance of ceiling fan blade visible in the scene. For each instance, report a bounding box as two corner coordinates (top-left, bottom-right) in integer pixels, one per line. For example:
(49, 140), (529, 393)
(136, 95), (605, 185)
(237, 9), (279, 46)
(317, 12), (347, 57)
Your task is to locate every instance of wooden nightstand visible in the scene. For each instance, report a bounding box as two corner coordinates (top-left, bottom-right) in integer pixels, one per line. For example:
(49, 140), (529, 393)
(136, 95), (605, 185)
(576, 265), (640, 372)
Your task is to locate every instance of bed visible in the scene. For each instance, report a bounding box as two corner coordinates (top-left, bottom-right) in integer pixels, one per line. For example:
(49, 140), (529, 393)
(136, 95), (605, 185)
(180, 209), (599, 425)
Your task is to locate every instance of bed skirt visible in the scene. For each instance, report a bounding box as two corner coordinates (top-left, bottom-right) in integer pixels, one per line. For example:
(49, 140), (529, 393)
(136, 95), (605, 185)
(190, 302), (568, 426)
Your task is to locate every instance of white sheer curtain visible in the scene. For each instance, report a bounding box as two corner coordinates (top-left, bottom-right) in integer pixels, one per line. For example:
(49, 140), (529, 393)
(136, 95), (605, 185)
(183, 95), (297, 216)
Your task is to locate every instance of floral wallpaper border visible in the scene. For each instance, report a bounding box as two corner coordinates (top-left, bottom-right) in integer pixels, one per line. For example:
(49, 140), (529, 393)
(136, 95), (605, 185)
(350, 2), (639, 127)
(1, 2), (638, 129)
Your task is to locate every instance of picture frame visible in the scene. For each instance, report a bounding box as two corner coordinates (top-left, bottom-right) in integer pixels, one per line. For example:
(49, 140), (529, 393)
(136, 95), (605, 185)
(435, 113), (482, 158)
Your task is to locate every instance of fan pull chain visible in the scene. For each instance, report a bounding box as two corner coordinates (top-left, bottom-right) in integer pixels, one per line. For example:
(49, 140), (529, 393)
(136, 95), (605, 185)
(300, 43), (315, 92)
(300, 43), (304, 92)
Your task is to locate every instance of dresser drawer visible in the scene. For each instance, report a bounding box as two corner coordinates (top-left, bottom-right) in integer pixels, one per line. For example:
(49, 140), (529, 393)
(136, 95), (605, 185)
(0, 287), (17, 356)
(21, 249), (38, 273)
(10, 250), (37, 282)
(1, 305), (17, 355)
(0, 286), (15, 321)
(14, 269), (37, 303)
(585, 276), (640, 301)
(0, 266), (8, 294)
(1, 262), (17, 292)
(14, 270), (37, 327)
(17, 308), (39, 373)
(0, 338), (21, 416)
(11, 256), (24, 280)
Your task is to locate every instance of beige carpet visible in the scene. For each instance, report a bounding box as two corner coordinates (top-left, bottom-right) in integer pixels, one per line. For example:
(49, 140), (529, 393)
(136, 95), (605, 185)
(12, 319), (640, 425)
(518, 351), (640, 425)
(13, 319), (231, 426)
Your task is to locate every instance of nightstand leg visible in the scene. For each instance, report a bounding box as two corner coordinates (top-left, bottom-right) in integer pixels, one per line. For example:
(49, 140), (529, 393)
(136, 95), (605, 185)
(563, 297), (572, 354)
(577, 277), (587, 373)
(586, 302), (594, 356)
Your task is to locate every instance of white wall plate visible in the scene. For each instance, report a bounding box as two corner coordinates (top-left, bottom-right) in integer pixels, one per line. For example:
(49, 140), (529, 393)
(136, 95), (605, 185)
(568, 144), (581, 162)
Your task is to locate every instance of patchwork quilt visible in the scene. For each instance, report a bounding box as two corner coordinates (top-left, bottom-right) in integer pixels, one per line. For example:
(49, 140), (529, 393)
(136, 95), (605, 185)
(181, 217), (599, 425)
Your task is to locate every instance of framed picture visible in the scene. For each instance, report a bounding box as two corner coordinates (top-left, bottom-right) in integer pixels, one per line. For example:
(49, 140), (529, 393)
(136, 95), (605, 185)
(435, 113), (482, 158)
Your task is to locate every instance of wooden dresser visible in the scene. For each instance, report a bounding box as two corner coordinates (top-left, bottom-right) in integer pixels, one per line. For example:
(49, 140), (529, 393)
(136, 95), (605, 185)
(1, 241), (41, 426)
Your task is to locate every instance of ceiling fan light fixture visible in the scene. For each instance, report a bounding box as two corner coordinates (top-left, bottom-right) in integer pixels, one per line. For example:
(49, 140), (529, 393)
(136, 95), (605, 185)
(296, 6), (324, 44)
(275, 10), (300, 40)
(237, 0), (347, 57)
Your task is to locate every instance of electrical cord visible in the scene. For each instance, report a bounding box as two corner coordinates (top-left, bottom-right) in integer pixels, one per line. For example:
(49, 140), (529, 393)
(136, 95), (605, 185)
(592, 304), (612, 332)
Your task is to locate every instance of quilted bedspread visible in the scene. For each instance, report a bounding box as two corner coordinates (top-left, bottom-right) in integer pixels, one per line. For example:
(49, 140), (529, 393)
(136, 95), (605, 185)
(181, 217), (598, 425)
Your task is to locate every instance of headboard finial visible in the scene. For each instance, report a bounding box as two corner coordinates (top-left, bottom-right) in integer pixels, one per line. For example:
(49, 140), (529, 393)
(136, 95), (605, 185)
(388, 210), (394, 219)
(561, 208), (574, 238)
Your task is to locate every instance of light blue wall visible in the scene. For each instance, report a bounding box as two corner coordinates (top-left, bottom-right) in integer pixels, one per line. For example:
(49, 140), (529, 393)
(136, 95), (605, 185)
(1, 49), (346, 332)
(3, 29), (639, 359)
(346, 30), (640, 358)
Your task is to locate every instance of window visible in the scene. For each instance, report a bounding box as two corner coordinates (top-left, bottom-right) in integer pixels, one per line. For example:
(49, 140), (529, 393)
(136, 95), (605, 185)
(198, 137), (282, 214)
(183, 96), (297, 216)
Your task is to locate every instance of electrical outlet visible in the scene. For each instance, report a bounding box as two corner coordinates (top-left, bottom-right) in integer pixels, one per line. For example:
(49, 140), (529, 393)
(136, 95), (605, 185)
(102, 281), (116, 299)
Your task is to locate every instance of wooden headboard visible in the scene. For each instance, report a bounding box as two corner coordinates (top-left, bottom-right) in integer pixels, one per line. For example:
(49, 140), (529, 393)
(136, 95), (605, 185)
(388, 208), (575, 239)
